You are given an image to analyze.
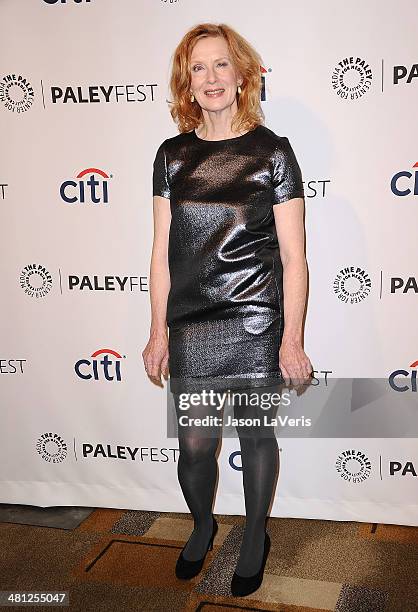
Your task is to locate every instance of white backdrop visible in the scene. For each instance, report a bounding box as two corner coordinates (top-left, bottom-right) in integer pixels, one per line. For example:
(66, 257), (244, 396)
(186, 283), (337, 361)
(1, 0), (417, 526)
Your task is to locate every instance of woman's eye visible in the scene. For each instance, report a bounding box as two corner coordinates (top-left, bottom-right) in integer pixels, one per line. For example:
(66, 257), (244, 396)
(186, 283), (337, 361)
(191, 62), (228, 72)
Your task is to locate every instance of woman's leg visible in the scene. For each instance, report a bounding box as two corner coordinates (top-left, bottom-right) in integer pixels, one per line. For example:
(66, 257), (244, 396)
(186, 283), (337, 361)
(232, 386), (280, 576)
(173, 390), (223, 561)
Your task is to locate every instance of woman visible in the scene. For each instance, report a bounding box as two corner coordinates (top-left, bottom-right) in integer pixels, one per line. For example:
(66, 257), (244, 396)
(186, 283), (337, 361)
(142, 23), (312, 597)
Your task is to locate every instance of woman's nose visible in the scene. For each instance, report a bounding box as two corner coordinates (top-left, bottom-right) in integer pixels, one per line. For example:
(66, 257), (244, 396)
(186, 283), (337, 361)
(206, 67), (216, 82)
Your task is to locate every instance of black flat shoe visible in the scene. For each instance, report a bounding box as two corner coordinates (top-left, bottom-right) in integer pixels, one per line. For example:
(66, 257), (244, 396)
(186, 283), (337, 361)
(175, 516), (218, 580)
(230, 532), (271, 597)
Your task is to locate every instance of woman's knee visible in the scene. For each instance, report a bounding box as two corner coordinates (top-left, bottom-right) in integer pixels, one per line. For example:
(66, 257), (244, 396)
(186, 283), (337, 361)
(178, 435), (219, 465)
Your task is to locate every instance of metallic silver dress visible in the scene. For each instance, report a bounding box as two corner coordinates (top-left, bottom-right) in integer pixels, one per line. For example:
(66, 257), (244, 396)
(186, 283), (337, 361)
(152, 124), (304, 393)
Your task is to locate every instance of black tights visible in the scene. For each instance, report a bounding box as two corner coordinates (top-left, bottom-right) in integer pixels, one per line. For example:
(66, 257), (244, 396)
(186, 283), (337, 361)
(173, 386), (280, 576)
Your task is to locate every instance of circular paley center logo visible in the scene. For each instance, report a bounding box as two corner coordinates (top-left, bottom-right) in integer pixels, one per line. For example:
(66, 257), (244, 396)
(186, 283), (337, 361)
(20, 264), (53, 298)
(335, 449), (371, 483)
(36, 433), (68, 463)
(333, 266), (371, 303)
(331, 57), (372, 99)
(0, 74), (34, 113)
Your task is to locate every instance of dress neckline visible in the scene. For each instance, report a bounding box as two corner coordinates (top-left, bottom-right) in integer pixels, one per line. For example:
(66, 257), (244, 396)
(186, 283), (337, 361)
(192, 124), (261, 143)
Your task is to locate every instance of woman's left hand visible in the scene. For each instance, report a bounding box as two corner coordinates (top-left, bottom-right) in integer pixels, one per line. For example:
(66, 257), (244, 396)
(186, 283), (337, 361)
(279, 339), (313, 386)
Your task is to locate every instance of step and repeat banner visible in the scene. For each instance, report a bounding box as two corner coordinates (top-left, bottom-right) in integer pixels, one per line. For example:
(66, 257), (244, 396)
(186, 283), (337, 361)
(1, 0), (417, 526)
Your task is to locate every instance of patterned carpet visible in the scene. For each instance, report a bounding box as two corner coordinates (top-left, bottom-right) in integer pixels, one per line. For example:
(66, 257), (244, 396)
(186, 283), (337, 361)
(0, 508), (417, 611)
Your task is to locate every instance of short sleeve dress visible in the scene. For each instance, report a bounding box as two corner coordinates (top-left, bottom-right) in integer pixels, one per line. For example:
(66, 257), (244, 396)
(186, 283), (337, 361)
(152, 124), (304, 393)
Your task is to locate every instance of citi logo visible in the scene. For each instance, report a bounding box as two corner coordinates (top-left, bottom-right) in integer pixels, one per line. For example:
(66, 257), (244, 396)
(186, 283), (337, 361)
(229, 450), (242, 471)
(75, 348), (125, 381)
(229, 447), (282, 470)
(389, 360), (418, 393)
(60, 168), (111, 204)
(391, 162), (418, 196)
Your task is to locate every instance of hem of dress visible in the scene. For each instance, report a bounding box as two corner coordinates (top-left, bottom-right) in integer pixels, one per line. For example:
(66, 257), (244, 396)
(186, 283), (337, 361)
(168, 372), (284, 394)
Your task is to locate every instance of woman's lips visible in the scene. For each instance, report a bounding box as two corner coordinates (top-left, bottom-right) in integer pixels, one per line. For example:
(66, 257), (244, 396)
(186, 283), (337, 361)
(204, 88), (225, 97)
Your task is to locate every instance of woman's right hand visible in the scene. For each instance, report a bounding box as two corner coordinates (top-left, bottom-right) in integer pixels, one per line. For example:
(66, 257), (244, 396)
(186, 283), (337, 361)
(142, 329), (169, 387)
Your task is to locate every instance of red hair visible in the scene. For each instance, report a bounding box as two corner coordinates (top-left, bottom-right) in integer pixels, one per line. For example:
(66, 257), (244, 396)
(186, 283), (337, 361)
(167, 23), (265, 133)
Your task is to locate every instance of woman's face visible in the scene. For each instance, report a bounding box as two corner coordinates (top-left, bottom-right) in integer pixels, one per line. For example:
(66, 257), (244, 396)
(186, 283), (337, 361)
(189, 36), (242, 114)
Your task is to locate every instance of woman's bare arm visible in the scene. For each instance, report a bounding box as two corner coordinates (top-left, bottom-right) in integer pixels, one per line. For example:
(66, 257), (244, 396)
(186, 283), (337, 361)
(142, 195), (171, 386)
(274, 197), (306, 344)
(273, 197), (312, 384)
(149, 195), (171, 334)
